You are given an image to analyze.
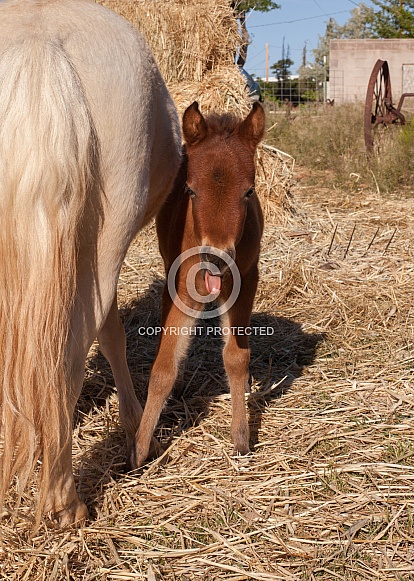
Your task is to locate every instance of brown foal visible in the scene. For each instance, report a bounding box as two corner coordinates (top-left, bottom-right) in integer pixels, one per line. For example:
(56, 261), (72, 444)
(131, 101), (265, 469)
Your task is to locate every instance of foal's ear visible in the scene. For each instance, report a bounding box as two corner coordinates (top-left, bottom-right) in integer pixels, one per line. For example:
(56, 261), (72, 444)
(238, 102), (265, 151)
(182, 101), (208, 146)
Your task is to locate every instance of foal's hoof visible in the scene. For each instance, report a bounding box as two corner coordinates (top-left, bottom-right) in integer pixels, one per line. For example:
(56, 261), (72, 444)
(233, 443), (251, 456)
(148, 436), (164, 460)
(125, 445), (138, 472)
(51, 500), (89, 528)
(126, 437), (163, 472)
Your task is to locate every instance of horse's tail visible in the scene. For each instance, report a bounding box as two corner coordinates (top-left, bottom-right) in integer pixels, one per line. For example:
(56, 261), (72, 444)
(0, 39), (100, 515)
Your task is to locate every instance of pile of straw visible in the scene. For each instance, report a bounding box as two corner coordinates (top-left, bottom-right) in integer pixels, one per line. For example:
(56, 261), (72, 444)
(98, 0), (240, 85)
(2, 179), (414, 580)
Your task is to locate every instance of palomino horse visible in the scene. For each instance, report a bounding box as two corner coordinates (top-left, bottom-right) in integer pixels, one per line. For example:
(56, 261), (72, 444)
(131, 102), (265, 469)
(0, 0), (181, 526)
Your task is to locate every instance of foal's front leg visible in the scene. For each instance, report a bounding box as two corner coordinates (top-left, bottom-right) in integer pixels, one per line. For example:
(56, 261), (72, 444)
(131, 285), (199, 469)
(221, 267), (258, 455)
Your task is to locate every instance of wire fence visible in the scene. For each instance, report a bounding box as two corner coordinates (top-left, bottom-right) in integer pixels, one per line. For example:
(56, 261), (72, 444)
(257, 78), (331, 114)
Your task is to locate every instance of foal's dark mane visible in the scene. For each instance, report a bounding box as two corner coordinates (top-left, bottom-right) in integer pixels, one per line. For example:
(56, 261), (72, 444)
(204, 112), (241, 137)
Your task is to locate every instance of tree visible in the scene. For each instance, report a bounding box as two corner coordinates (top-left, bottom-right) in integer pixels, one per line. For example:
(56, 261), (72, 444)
(298, 17), (335, 83)
(269, 38), (294, 101)
(302, 41), (307, 68)
(340, 3), (374, 38)
(369, 0), (414, 37)
(232, 1), (280, 10)
(299, 4), (374, 81)
(231, 1), (281, 67)
(271, 58), (294, 80)
(270, 38), (293, 81)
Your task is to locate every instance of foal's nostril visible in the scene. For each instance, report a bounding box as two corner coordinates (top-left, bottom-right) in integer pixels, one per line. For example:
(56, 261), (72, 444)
(201, 252), (228, 276)
(200, 247), (236, 275)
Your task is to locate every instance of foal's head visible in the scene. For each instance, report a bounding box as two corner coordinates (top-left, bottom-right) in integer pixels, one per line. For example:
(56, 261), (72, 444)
(182, 102), (265, 288)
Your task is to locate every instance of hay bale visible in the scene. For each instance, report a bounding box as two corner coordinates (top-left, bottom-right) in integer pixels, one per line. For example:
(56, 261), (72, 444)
(96, 1), (250, 113)
(169, 66), (250, 117)
(97, 0), (240, 84)
(256, 145), (296, 223)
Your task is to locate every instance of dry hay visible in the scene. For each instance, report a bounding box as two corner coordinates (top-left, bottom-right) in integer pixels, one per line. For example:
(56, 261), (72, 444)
(97, 0), (240, 85)
(1, 168), (414, 580)
(168, 66), (250, 118)
(256, 144), (295, 222)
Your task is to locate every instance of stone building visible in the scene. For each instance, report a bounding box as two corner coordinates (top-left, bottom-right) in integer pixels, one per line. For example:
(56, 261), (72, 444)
(329, 39), (414, 106)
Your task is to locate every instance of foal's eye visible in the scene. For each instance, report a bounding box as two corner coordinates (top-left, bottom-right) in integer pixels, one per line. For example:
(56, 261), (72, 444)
(185, 184), (196, 198)
(244, 188), (255, 199)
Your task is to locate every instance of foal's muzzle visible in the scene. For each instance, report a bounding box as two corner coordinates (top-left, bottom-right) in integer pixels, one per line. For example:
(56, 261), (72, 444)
(200, 247), (235, 277)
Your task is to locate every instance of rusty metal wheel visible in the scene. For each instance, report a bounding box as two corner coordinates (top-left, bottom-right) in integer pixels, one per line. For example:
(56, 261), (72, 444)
(364, 59), (393, 153)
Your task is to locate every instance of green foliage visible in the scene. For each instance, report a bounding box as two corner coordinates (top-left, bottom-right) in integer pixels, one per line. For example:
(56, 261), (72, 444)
(300, 89), (319, 102)
(304, 4), (374, 79)
(258, 78), (324, 104)
(297, 62), (326, 85)
(400, 115), (414, 144)
(339, 3), (375, 38)
(270, 57), (294, 80)
(270, 37), (293, 81)
(231, 0), (280, 13)
(300, 2), (414, 82)
(369, 0), (414, 37)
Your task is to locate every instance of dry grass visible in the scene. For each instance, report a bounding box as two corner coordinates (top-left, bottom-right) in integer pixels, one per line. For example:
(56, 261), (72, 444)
(266, 102), (414, 195)
(1, 165), (414, 580)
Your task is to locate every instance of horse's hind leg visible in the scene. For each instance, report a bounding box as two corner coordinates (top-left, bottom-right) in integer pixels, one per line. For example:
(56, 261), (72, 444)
(221, 267), (259, 456)
(97, 294), (144, 460)
(45, 446), (89, 527)
(44, 361), (89, 526)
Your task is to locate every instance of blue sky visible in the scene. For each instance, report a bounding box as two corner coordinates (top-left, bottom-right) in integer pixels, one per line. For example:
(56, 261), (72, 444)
(244, 0), (376, 77)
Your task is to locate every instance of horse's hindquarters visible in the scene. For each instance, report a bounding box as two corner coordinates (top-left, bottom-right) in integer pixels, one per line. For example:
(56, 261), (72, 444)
(0, 0), (181, 525)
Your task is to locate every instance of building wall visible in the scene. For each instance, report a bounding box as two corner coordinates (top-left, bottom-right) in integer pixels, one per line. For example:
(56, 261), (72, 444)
(329, 39), (414, 105)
